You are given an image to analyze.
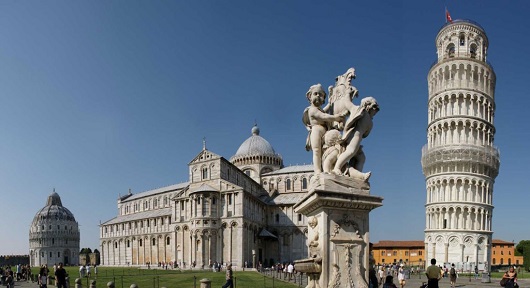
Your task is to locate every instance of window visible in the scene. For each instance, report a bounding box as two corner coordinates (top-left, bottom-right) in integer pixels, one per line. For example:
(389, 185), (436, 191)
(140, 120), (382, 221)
(154, 219), (157, 226)
(286, 179), (291, 190)
(275, 214), (280, 223)
(139, 239), (143, 247)
(152, 238), (156, 246)
(58, 252), (60, 257)
(41, 252), (44, 257)
(213, 197), (216, 205)
(493, 258), (496, 264)
(52, 238), (55, 244)
(197, 197), (201, 205)
(381, 251), (385, 256)
(166, 237), (170, 245)
(447, 43), (455, 58)
(393, 251), (397, 256)
(405, 251), (409, 256)
(202, 168), (208, 179)
(245, 170), (251, 176)
(459, 35), (465, 46)
(501, 251), (504, 255)
(181, 201), (185, 210)
(298, 214), (302, 222)
(127, 240), (130, 248)
(302, 178), (307, 189)
(115, 242), (118, 248)
(49, 252), (52, 257)
(419, 251), (423, 256)
(443, 219), (447, 229)
(228, 194), (232, 205)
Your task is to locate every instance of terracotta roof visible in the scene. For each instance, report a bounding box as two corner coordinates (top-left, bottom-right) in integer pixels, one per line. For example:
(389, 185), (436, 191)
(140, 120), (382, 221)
(492, 239), (515, 245)
(372, 240), (425, 248)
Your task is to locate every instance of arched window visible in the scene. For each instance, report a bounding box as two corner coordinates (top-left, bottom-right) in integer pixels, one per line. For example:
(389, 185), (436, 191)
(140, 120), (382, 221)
(152, 238), (156, 246)
(115, 242), (118, 248)
(286, 179), (291, 190)
(166, 237), (170, 245)
(470, 44), (478, 59)
(202, 168), (208, 179)
(459, 34), (465, 46)
(127, 240), (130, 247)
(447, 43), (455, 58)
(244, 170), (251, 176)
(302, 178), (308, 189)
(139, 239), (143, 247)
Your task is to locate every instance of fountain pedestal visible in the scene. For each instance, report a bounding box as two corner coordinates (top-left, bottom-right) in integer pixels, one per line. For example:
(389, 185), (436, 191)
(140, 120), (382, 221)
(294, 174), (383, 288)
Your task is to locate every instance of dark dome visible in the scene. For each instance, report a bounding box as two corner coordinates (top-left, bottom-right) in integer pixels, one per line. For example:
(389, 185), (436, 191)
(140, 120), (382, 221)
(32, 192), (77, 224)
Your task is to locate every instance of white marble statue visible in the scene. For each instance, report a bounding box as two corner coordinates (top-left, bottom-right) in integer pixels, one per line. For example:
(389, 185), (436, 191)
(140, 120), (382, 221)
(303, 68), (379, 181)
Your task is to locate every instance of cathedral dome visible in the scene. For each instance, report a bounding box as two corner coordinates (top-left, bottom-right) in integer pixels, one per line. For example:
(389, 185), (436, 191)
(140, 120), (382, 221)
(233, 125), (278, 158)
(230, 125), (283, 171)
(31, 192), (77, 224)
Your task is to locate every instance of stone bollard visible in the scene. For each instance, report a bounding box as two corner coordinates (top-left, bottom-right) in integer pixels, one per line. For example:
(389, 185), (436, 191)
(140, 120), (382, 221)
(75, 278), (82, 288)
(199, 278), (211, 288)
(89, 280), (96, 288)
(130, 284), (138, 288)
(107, 282), (115, 288)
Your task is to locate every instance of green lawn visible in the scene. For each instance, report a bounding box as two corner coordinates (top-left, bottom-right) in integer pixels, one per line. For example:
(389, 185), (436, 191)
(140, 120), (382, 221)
(34, 267), (300, 288)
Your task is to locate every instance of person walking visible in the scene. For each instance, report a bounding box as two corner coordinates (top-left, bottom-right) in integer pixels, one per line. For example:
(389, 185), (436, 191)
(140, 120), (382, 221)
(397, 264), (406, 288)
(425, 259), (442, 288)
(449, 263), (457, 288)
(222, 263), (233, 288)
(54, 263), (67, 288)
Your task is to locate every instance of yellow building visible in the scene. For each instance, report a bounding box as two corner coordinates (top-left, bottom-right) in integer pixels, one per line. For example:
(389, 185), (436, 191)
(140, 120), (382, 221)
(491, 239), (523, 267)
(372, 241), (425, 267)
(372, 239), (524, 268)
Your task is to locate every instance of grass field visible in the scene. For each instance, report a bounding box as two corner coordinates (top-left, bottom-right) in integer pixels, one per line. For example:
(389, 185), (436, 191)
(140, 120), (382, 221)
(31, 267), (300, 288)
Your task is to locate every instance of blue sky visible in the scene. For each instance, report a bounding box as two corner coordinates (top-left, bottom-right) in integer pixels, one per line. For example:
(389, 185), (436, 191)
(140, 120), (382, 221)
(1, 1), (529, 255)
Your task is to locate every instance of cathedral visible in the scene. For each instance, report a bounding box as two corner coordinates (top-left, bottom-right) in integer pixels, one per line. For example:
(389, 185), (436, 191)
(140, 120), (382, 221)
(29, 191), (80, 266)
(100, 125), (313, 268)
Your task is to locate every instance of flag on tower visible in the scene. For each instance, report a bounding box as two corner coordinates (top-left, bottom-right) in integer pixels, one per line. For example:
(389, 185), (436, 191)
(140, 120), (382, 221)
(446, 8), (453, 23)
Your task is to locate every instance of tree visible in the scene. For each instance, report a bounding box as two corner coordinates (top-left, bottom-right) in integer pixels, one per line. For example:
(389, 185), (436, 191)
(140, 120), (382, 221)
(515, 240), (530, 270)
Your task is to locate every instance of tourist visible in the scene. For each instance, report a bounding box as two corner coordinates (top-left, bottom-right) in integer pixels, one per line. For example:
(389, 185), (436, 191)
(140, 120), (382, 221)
(501, 266), (518, 288)
(382, 275), (397, 288)
(474, 265), (479, 279)
(86, 265), (91, 278)
(287, 263), (294, 281)
(397, 264), (406, 288)
(425, 259), (441, 288)
(38, 266), (48, 288)
(378, 266), (385, 285)
(54, 263), (67, 288)
(93, 265), (98, 279)
(221, 263), (233, 288)
(449, 263), (457, 288)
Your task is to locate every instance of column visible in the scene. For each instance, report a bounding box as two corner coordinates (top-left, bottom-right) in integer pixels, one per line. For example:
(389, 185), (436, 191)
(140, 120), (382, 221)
(444, 243), (449, 263)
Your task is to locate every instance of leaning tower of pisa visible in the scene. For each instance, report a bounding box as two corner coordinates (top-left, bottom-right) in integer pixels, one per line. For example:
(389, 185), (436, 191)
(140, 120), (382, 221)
(421, 19), (500, 270)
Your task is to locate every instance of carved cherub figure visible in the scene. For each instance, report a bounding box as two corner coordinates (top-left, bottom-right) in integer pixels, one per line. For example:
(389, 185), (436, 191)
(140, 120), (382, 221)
(333, 97), (379, 180)
(303, 84), (345, 173)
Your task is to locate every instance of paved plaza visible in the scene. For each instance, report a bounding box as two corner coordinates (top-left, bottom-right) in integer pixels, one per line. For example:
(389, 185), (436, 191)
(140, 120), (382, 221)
(8, 274), (530, 288)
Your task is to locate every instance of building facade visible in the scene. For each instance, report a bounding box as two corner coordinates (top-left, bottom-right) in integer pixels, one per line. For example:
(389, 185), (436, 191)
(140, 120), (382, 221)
(29, 191), (80, 266)
(372, 241), (425, 267)
(422, 19), (500, 270)
(491, 239), (523, 267)
(99, 126), (313, 268)
(372, 239), (522, 269)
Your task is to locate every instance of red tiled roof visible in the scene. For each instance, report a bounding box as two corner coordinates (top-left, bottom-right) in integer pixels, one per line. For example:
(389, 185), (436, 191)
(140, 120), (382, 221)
(492, 239), (514, 245)
(372, 240), (425, 248)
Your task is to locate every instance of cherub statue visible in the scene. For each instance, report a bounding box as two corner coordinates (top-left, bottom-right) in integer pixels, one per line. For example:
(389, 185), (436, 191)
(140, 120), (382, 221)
(321, 129), (343, 174)
(303, 84), (345, 173)
(333, 97), (379, 180)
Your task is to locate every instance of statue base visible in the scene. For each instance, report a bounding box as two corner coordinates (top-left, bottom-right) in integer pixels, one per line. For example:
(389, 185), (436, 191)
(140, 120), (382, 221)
(294, 174), (383, 288)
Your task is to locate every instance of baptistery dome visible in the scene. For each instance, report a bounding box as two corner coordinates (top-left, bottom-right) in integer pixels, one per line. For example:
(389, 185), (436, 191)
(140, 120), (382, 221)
(230, 125), (283, 181)
(29, 191), (80, 266)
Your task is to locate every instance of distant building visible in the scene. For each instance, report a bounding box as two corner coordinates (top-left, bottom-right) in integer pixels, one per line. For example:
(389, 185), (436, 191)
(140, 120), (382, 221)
(29, 191), (80, 266)
(372, 241), (425, 267)
(422, 18), (499, 269)
(100, 125), (313, 268)
(491, 239), (523, 267)
(371, 239), (522, 269)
